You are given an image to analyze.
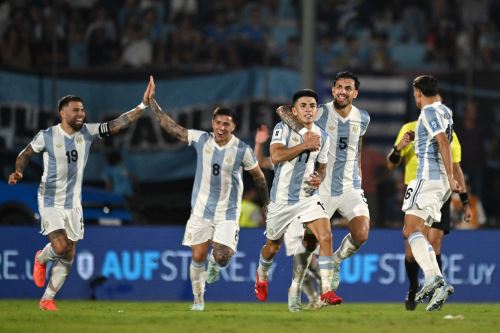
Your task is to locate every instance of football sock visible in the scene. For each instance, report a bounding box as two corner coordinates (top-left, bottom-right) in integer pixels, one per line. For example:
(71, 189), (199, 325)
(257, 253), (273, 281)
(42, 258), (73, 300)
(290, 252), (312, 295)
(428, 247), (443, 277)
(190, 260), (206, 303)
(408, 232), (439, 279)
(405, 259), (420, 290)
(333, 233), (359, 263)
(318, 255), (334, 294)
(38, 243), (59, 265)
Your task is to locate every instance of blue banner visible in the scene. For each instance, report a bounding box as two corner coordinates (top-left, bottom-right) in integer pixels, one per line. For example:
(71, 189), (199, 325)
(0, 227), (498, 302)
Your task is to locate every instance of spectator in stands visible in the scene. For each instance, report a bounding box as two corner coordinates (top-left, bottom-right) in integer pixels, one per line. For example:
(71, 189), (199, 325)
(121, 19), (153, 68)
(455, 101), (485, 197)
(169, 15), (203, 69)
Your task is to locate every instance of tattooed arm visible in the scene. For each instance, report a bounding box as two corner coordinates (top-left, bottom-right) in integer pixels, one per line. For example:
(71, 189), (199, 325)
(149, 96), (188, 144)
(276, 105), (306, 135)
(146, 76), (188, 144)
(107, 76), (153, 135)
(8, 144), (37, 185)
(247, 166), (270, 208)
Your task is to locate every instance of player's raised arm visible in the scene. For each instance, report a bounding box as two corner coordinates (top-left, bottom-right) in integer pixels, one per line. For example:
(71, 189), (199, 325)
(247, 165), (270, 208)
(8, 144), (37, 185)
(148, 77), (188, 144)
(254, 125), (273, 170)
(107, 76), (153, 135)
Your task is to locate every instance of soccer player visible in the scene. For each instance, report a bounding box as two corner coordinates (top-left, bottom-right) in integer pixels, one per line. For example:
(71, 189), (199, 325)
(386, 109), (471, 310)
(8, 77), (155, 311)
(276, 72), (371, 294)
(254, 124), (322, 309)
(147, 77), (269, 311)
(254, 89), (342, 312)
(401, 75), (462, 311)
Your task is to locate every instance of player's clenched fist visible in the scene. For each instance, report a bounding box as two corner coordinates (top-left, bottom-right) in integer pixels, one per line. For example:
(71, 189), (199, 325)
(8, 171), (23, 185)
(303, 131), (320, 151)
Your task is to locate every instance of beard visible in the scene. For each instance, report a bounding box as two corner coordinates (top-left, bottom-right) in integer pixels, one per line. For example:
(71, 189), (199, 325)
(333, 99), (349, 110)
(68, 120), (83, 131)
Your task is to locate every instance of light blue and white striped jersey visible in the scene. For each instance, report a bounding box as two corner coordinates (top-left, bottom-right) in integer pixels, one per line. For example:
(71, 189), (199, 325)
(188, 129), (258, 221)
(415, 101), (454, 180)
(315, 102), (370, 196)
(30, 123), (102, 209)
(269, 122), (330, 204)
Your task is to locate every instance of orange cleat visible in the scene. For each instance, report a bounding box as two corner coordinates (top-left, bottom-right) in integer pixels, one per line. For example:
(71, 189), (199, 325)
(33, 250), (46, 288)
(320, 290), (343, 305)
(254, 273), (268, 302)
(39, 299), (58, 311)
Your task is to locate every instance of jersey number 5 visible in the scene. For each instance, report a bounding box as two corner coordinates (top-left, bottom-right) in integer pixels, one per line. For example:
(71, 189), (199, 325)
(338, 137), (348, 150)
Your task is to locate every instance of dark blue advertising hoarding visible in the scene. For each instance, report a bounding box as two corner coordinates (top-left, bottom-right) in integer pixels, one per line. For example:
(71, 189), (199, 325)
(0, 227), (498, 302)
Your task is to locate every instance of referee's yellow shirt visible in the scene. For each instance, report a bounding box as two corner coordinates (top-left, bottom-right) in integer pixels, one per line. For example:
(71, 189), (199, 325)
(394, 121), (462, 185)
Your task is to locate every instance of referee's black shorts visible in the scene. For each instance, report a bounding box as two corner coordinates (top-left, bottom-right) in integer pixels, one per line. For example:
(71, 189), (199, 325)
(431, 197), (451, 235)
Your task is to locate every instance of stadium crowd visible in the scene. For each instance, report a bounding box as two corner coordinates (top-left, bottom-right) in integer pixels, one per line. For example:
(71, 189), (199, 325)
(0, 0), (499, 73)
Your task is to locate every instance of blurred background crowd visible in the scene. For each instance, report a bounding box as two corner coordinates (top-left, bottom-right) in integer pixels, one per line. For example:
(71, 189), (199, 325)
(0, 0), (499, 229)
(1, 0), (499, 72)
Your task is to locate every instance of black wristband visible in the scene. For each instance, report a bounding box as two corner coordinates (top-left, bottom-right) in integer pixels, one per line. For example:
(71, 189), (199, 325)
(388, 148), (401, 164)
(459, 192), (470, 205)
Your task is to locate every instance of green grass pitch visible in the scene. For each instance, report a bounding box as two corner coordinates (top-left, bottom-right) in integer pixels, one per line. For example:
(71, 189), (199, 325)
(1, 301), (499, 333)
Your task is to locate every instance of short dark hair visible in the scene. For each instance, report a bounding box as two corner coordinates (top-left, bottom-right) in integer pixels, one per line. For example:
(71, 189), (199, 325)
(333, 71), (360, 90)
(58, 95), (84, 111)
(292, 89), (318, 105)
(413, 75), (439, 97)
(213, 107), (236, 124)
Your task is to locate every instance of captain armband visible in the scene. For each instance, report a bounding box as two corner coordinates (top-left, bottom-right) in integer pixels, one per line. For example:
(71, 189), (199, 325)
(98, 123), (111, 137)
(459, 192), (470, 205)
(388, 146), (401, 164)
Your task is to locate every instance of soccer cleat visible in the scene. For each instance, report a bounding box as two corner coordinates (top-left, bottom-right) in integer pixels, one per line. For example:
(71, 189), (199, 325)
(426, 283), (454, 311)
(206, 259), (220, 284)
(405, 286), (419, 311)
(189, 303), (205, 311)
(33, 250), (46, 288)
(415, 275), (444, 303)
(331, 262), (340, 291)
(39, 299), (58, 311)
(254, 273), (268, 302)
(320, 290), (343, 306)
(288, 289), (302, 312)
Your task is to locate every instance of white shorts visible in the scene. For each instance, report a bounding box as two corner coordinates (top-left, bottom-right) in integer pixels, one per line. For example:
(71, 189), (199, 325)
(265, 195), (329, 241)
(39, 206), (84, 241)
(319, 189), (370, 221)
(182, 215), (240, 252)
(402, 178), (451, 226)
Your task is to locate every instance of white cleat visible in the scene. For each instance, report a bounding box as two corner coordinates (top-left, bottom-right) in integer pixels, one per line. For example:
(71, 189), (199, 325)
(190, 303), (205, 311)
(426, 283), (454, 311)
(415, 275), (444, 303)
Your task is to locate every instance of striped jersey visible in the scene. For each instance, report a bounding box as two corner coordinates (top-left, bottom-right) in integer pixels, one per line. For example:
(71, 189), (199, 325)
(315, 102), (370, 196)
(394, 120), (461, 185)
(415, 101), (454, 180)
(269, 122), (330, 204)
(30, 123), (103, 209)
(188, 129), (258, 221)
